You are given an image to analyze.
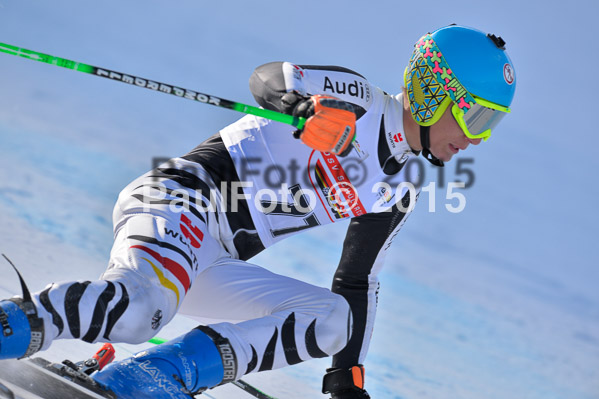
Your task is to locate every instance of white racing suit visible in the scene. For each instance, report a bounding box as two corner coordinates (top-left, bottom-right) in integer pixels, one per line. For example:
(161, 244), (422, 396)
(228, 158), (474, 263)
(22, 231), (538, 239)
(30, 62), (420, 381)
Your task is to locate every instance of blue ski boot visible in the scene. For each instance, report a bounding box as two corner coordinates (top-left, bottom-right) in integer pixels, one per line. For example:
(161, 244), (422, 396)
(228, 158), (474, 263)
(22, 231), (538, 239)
(0, 256), (45, 359)
(92, 326), (237, 399)
(0, 299), (44, 359)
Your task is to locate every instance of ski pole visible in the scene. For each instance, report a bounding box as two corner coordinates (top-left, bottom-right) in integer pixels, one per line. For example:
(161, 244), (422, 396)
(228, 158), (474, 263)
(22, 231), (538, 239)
(232, 380), (278, 399)
(0, 42), (306, 130)
(148, 336), (278, 399)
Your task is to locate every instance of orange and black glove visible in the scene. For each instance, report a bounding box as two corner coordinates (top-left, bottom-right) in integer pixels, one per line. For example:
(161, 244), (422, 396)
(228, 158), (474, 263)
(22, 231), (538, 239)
(322, 365), (370, 398)
(282, 92), (356, 157)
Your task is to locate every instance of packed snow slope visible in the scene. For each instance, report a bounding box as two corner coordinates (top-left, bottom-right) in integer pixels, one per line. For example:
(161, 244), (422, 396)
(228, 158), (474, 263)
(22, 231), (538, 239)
(1, 1), (598, 398)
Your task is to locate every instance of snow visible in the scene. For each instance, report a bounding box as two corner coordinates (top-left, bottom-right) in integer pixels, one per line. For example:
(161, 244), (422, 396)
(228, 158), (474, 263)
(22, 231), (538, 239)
(1, 1), (599, 398)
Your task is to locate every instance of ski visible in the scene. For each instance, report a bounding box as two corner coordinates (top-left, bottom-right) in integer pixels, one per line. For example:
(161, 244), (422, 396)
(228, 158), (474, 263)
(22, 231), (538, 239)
(0, 357), (279, 399)
(0, 356), (115, 399)
(0, 381), (15, 399)
(0, 334), (278, 399)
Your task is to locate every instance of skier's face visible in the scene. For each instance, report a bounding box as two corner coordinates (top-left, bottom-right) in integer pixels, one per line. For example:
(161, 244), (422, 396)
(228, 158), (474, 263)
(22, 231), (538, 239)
(428, 106), (482, 162)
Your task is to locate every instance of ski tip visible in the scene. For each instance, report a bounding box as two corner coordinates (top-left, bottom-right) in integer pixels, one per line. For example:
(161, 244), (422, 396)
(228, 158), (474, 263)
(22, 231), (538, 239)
(1, 254), (14, 266)
(0, 254), (33, 303)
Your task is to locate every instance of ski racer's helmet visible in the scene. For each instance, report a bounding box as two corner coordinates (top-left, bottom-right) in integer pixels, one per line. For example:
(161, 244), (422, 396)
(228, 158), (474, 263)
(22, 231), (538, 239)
(404, 25), (516, 142)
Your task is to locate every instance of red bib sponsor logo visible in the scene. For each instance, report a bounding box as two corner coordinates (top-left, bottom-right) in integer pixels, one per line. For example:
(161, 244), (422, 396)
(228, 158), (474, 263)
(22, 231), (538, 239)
(179, 214), (204, 249)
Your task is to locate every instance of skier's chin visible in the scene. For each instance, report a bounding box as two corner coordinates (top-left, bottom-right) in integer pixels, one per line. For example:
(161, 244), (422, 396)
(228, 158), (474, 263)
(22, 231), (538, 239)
(430, 148), (453, 163)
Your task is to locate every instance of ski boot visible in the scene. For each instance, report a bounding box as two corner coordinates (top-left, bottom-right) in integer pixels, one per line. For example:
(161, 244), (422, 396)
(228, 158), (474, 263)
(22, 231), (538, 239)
(92, 326), (236, 399)
(0, 256), (45, 360)
(0, 298), (44, 359)
(322, 365), (371, 398)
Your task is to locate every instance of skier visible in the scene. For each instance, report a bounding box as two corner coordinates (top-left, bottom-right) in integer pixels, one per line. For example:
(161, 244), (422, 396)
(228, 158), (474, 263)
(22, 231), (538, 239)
(0, 25), (516, 398)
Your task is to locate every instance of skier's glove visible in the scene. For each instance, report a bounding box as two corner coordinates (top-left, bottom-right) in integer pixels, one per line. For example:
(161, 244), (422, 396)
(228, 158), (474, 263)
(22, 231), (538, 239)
(322, 365), (371, 399)
(282, 92), (356, 157)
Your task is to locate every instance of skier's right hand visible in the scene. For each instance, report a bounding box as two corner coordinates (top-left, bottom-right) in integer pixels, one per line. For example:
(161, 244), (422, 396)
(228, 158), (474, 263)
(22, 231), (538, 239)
(282, 92), (356, 157)
(322, 365), (371, 398)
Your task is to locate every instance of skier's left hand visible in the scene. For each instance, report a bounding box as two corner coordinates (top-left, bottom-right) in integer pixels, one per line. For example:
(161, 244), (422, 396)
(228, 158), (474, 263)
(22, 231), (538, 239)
(282, 92), (356, 157)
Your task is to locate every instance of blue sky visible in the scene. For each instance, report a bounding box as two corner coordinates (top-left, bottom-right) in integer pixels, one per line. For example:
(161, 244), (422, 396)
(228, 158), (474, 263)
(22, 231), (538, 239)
(1, 1), (598, 398)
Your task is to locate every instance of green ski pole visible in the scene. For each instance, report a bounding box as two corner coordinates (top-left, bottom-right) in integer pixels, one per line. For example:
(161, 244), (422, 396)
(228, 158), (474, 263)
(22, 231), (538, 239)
(0, 42), (306, 130)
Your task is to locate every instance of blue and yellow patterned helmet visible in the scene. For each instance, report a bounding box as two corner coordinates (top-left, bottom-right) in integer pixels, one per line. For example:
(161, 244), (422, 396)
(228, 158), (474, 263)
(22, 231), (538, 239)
(404, 25), (516, 140)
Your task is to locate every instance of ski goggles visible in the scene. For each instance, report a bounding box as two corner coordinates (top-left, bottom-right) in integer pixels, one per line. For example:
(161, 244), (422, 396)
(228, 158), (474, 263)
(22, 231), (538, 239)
(451, 96), (510, 141)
